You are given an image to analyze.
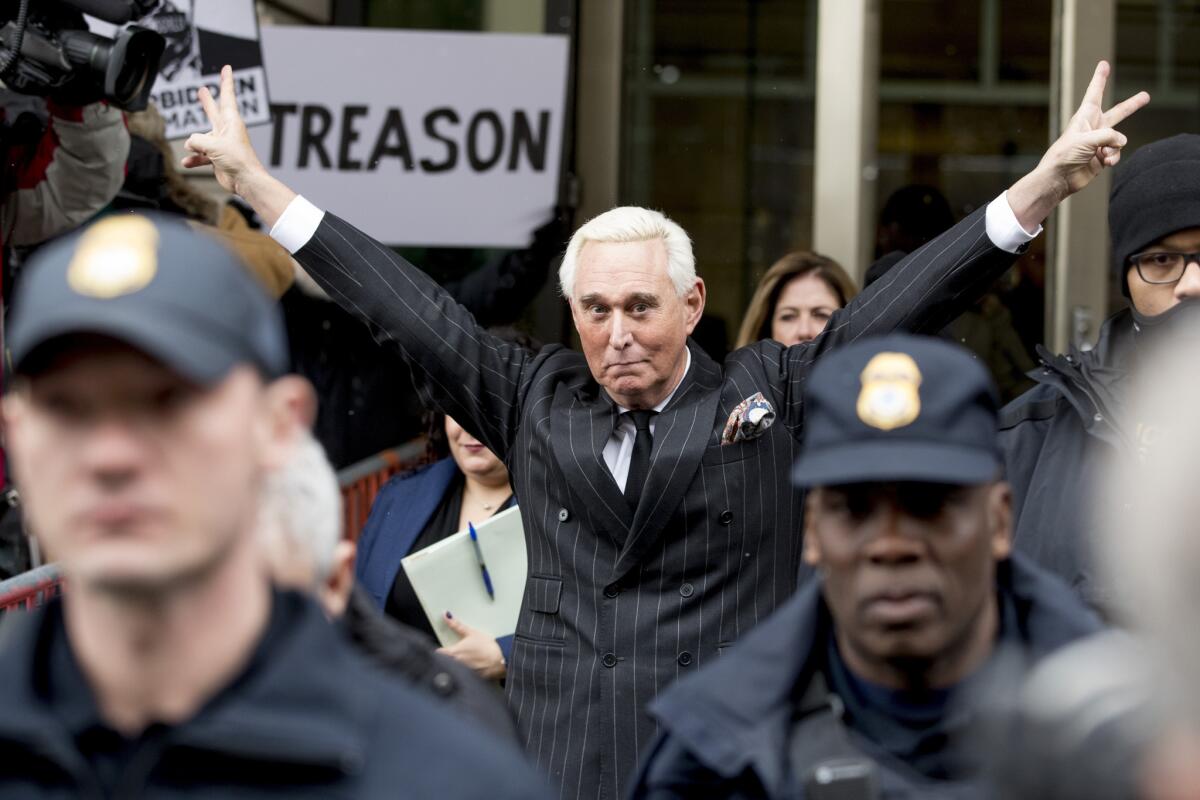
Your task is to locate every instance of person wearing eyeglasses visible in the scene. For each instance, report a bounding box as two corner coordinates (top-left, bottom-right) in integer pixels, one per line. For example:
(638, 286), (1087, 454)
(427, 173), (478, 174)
(999, 133), (1200, 615)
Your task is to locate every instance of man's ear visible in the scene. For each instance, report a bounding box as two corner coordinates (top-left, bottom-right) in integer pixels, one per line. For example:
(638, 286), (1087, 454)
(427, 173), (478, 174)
(803, 489), (823, 566)
(318, 539), (357, 619)
(258, 375), (315, 469)
(683, 279), (706, 336)
(989, 481), (1013, 560)
(275, 374), (318, 429)
(2, 393), (25, 457)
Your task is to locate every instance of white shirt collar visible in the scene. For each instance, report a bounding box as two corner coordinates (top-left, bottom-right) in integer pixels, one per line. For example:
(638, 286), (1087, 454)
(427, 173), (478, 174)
(616, 347), (692, 415)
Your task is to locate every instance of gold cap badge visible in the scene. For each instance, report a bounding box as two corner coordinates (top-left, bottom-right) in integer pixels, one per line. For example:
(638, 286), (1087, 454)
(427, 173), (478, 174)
(67, 216), (159, 299)
(857, 352), (922, 431)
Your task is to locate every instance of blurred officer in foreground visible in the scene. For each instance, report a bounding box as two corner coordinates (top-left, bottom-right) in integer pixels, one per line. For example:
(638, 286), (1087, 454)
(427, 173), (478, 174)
(1001, 134), (1200, 613)
(632, 334), (1100, 799)
(992, 324), (1200, 800)
(0, 214), (550, 798)
(258, 430), (520, 741)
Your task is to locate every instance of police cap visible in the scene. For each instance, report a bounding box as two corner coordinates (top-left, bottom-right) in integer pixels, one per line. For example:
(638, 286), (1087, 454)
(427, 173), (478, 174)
(8, 212), (287, 384)
(791, 333), (1001, 487)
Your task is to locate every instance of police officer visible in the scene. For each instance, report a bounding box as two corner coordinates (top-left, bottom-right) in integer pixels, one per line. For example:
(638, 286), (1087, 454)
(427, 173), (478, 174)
(631, 334), (1101, 799)
(0, 214), (550, 798)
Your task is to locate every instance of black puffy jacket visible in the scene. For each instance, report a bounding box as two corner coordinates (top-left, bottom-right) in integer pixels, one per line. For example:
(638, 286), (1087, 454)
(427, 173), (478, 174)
(998, 310), (1137, 612)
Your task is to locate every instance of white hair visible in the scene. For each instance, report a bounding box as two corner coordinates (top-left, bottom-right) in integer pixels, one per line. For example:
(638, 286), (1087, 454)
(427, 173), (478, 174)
(261, 432), (342, 583)
(558, 206), (696, 300)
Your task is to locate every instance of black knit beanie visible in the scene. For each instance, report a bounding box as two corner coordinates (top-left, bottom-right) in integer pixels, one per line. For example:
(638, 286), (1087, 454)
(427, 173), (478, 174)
(1109, 134), (1200, 296)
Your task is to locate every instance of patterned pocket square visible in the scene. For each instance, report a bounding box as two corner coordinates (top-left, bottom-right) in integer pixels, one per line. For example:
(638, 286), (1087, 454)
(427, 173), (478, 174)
(721, 392), (776, 445)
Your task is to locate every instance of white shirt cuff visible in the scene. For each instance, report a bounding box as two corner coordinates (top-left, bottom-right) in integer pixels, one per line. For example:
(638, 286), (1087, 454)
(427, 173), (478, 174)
(269, 195), (325, 254)
(985, 191), (1041, 254)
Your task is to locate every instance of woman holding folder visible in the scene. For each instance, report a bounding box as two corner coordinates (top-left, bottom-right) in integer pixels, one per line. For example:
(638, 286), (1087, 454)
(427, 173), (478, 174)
(355, 328), (537, 681)
(355, 411), (515, 681)
(355, 410), (515, 680)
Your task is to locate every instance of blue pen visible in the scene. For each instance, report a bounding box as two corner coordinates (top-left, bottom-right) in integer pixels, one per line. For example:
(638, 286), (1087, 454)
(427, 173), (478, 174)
(468, 522), (496, 600)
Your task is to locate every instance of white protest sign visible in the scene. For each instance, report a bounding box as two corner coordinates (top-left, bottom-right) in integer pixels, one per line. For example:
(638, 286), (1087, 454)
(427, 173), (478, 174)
(90, 0), (270, 139)
(247, 25), (570, 248)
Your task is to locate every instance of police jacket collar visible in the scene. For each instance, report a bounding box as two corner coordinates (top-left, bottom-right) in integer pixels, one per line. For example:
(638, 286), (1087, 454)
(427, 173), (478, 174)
(0, 590), (374, 779)
(646, 554), (1100, 796)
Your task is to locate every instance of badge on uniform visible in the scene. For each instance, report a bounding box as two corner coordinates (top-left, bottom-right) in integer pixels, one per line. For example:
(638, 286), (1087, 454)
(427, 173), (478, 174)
(856, 352), (922, 431)
(721, 392), (776, 444)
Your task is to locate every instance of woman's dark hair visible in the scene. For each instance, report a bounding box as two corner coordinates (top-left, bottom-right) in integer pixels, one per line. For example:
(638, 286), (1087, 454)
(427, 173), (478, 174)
(422, 326), (542, 462)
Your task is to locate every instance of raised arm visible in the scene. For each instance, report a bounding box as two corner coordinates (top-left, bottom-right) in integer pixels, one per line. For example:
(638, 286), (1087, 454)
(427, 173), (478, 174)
(182, 67), (534, 459)
(4, 100), (130, 246)
(756, 61), (1148, 427)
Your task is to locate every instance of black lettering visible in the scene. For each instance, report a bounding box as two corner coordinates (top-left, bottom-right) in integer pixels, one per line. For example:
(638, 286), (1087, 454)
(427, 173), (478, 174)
(338, 105), (369, 171)
(239, 97), (259, 118)
(236, 75), (256, 94)
(269, 103), (297, 167)
(367, 108), (414, 170)
(298, 105), (334, 169)
(466, 110), (504, 172)
(418, 107), (459, 172)
(507, 110), (550, 171)
(178, 107), (205, 129)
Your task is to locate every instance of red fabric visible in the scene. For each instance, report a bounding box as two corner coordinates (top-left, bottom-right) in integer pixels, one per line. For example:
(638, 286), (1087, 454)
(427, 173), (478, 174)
(12, 122), (60, 191)
(44, 99), (85, 123)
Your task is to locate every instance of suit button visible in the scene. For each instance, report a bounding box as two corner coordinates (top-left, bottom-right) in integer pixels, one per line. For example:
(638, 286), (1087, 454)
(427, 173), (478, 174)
(558, 508), (570, 522)
(604, 585), (620, 598)
(602, 653), (618, 668)
(679, 583), (694, 598)
(431, 672), (455, 696)
(677, 651), (693, 667)
(718, 510), (734, 525)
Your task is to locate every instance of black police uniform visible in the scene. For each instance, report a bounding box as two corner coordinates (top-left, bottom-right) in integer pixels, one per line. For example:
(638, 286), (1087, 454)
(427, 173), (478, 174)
(631, 334), (1103, 800)
(630, 555), (1100, 800)
(0, 215), (548, 796)
(0, 591), (551, 798)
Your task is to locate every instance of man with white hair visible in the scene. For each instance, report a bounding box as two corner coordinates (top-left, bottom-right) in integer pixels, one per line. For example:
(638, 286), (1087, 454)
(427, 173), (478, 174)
(184, 62), (1146, 798)
(258, 430), (519, 740)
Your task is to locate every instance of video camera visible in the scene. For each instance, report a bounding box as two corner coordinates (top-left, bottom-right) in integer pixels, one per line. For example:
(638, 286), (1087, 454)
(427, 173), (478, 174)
(0, 0), (164, 111)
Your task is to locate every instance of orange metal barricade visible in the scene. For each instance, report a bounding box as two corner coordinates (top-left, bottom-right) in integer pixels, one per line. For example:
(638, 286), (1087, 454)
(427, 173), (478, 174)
(0, 439), (428, 615)
(336, 440), (427, 543)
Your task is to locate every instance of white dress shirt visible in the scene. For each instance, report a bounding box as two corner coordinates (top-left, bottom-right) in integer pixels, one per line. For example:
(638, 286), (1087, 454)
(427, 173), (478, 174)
(601, 348), (692, 492)
(269, 193), (1039, 491)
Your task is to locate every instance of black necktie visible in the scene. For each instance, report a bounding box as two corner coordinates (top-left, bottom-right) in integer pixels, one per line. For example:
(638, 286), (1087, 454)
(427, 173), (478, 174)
(624, 410), (656, 510)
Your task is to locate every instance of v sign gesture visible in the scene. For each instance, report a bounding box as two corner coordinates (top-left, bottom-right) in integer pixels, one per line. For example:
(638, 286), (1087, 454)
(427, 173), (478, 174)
(182, 66), (296, 228)
(1007, 61), (1151, 231)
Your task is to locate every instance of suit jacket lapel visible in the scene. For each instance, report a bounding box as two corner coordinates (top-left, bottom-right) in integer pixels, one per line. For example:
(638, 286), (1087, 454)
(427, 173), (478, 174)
(548, 382), (633, 542)
(612, 342), (723, 580)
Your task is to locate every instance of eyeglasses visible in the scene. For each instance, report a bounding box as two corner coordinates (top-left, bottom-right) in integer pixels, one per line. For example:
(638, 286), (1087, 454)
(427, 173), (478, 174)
(1128, 251), (1200, 285)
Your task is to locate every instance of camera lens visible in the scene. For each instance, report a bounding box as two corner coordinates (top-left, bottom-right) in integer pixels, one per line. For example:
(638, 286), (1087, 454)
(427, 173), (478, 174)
(59, 26), (163, 111)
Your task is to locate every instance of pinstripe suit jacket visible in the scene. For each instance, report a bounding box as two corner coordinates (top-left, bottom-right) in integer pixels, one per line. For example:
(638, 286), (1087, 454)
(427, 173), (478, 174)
(290, 205), (1016, 799)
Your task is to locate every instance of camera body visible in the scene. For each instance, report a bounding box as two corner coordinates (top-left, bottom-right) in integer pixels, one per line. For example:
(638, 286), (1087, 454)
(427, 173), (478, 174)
(0, 0), (165, 111)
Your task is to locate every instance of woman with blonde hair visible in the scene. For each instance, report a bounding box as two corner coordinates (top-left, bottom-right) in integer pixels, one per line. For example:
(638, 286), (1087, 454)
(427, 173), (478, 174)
(735, 251), (858, 348)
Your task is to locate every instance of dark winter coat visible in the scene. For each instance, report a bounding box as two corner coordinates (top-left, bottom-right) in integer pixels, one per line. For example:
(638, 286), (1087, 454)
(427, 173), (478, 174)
(999, 310), (1136, 611)
(631, 555), (1101, 800)
(0, 591), (550, 798)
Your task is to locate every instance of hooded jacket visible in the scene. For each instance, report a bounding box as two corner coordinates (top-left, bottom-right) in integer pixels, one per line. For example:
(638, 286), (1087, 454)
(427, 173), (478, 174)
(0, 591), (550, 799)
(631, 555), (1100, 800)
(998, 310), (1138, 612)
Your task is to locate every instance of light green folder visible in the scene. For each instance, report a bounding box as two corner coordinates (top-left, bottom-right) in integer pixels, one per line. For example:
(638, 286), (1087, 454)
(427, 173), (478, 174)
(400, 506), (528, 647)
